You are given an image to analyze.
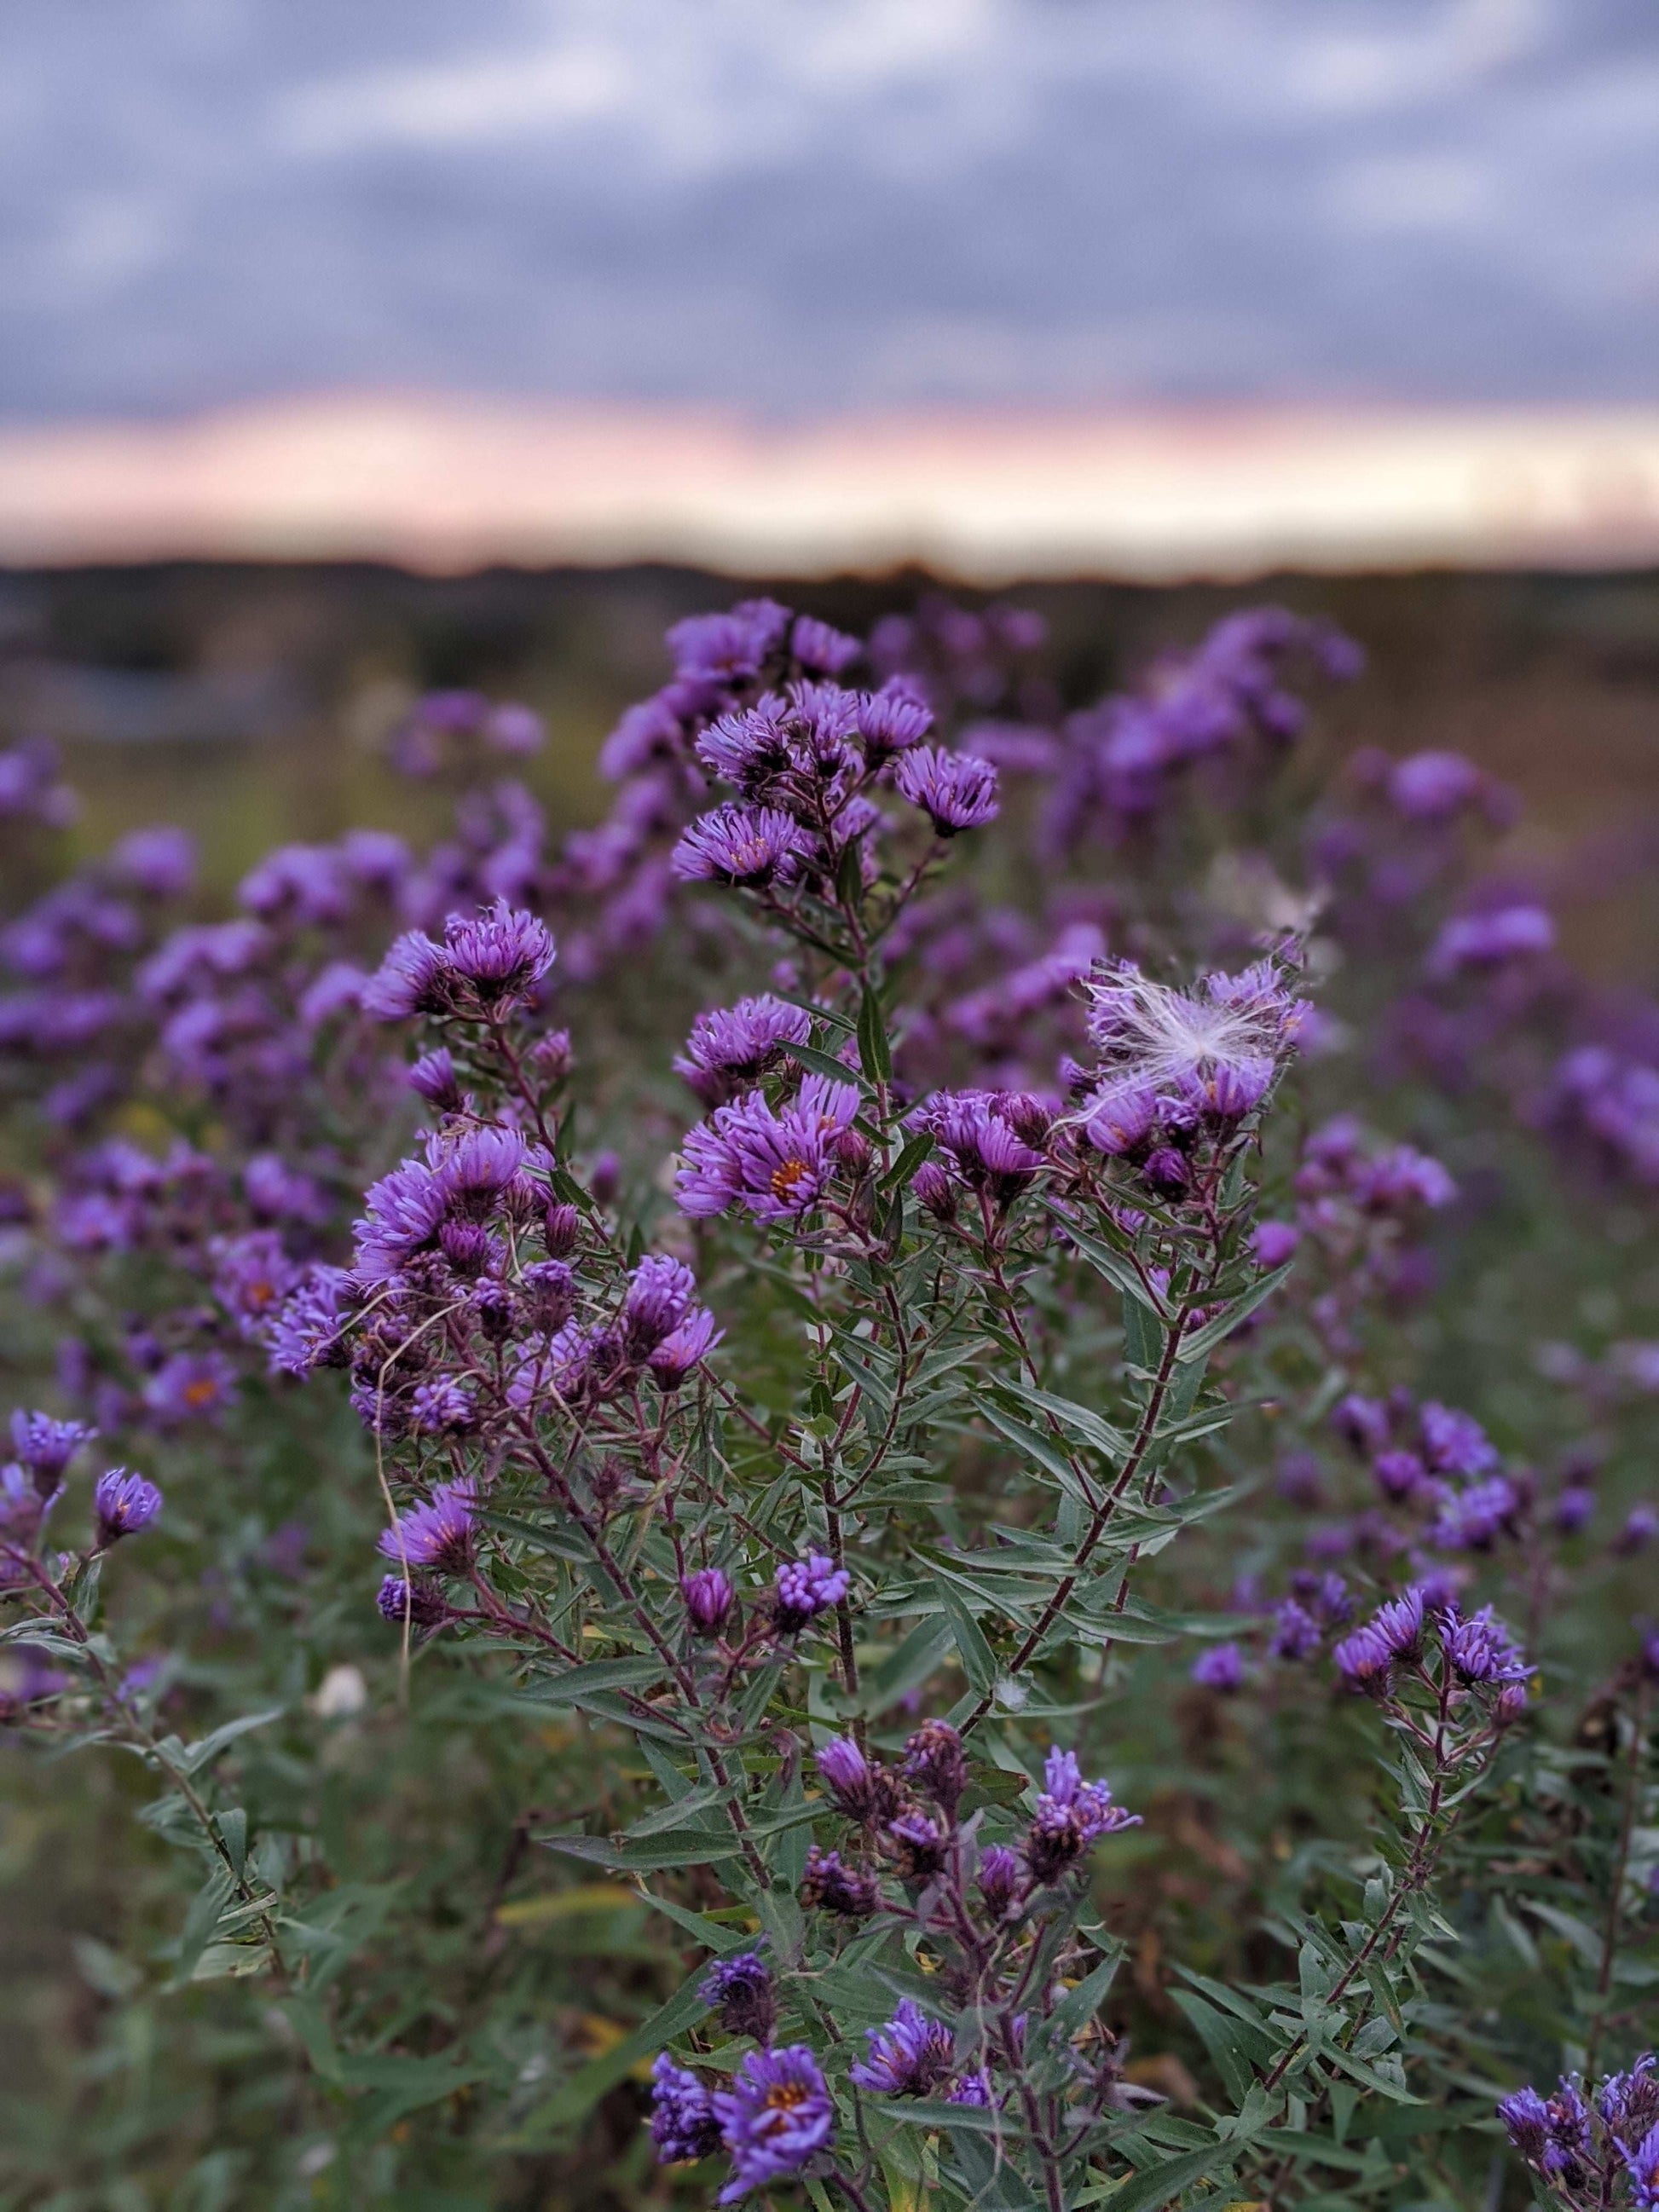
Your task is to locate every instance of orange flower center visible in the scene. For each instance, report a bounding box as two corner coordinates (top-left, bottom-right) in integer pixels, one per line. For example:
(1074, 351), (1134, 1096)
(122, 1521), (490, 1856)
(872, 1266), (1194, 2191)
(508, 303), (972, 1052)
(183, 1377), (219, 1406)
(769, 1158), (811, 1202)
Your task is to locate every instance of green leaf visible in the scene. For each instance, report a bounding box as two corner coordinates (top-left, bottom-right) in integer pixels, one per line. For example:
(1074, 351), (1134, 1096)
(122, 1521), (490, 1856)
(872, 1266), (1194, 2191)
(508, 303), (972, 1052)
(174, 1707), (284, 1778)
(1174, 1263), (1294, 1362)
(992, 1378), (1131, 1462)
(933, 1577), (998, 1695)
(1045, 1204), (1167, 1317)
(1121, 1294), (1164, 1374)
(519, 1972), (716, 2123)
(882, 1128), (936, 1193)
(167, 1867), (238, 1990)
(857, 979), (893, 1085)
(1099, 2137), (1250, 2212)
(789, 1040), (864, 1089)
(540, 1830), (746, 1872)
(1170, 1990), (1265, 2105)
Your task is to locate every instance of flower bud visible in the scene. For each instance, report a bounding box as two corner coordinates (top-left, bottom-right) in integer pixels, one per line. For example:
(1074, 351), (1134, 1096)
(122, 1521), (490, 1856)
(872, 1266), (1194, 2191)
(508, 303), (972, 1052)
(542, 1203), (580, 1257)
(681, 1566), (736, 1637)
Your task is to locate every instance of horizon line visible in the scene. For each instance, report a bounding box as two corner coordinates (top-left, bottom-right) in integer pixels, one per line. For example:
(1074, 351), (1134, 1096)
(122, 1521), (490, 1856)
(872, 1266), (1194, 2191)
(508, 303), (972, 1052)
(2, 390), (1656, 582)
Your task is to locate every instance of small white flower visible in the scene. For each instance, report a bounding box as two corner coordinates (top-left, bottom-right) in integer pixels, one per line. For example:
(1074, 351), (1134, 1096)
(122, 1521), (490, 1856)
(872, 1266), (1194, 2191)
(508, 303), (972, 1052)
(309, 1662), (368, 1719)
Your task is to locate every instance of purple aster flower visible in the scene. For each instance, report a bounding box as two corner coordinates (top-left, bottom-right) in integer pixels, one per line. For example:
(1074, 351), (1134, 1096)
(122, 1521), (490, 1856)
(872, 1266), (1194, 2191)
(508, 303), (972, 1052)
(667, 598), (791, 681)
(376, 1574), (448, 1630)
(815, 1735), (891, 1823)
(1442, 1604), (1529, 1686)
(1361, 1145), (1458, 1211)
(650, 2053), (723, 2167)
(701, 1952), (776, 2043)
(442, 900), (555, 1008)
(361, 929), (454, 1022)
(1078, 1079), (1159, 1158)
(1496, 2085), (1552, 2161)
(1427, 904), (1555, 979)
(143, 1352), (236, 1424)
(409, 1379), (477, 1435)
(265, 1265), (354, 1377)
(977, 1844), (1027, 1918)
(801, 1845), (882, 1917)
(408, 1047), (464, 1109)
(920, 1091), (1047, 1205)
(485, 702), (545, 756)
(1624, 2122), (1659, 2212)
(621, 1254), (697, 1355)
(353, 1158), (448, 1282)
(773, 1551), (849, 1633)
(1419, 1402), (1497, 1477)
(339, 827), (412, 888)
(1617, 1504), (1659, 1556)
(93, 1468), (163, 1545)
(1373, 1585), (1427, 1659)
(670, 806), (812, 888)
(1373, 1450), (1428, 1504)
(695, 698), (796, 792)
(1270, 1597), (1324, 1660)
(676, 994), (809, 1099)
(893, 746), (1000, 835)
(430, 1126), (528, 1222)
(790, 615), (861, 674)
(677, 1077), (860, 1224)
(9, 1412), (94, 1497)
(541, 1202), (580, 1257)
(950, 2072), (994, 2107)
(0, 1462), (51, 1548)
(649, 1308), (721, 1389)
(111, 823), (196, 898)
(682, 1566), (736, 1637)
(848, 1998), (954, 2098)
(239, 843), (350, 926)
(856, 681), (933, 764)
(709, 2044), (835, 2203)
(1599, 2055), (1659, 2138)
(1541, 2079), (1592, 2173)
(1554, 1484), (1596, 1535)
(1251, 1220), (1300, 1269)
(244, 1153), (327, 1225)
(1333, 1622), (1396, 1694)
(1025, 1747), (1139, 1882)
(1388, 749), (1488, 821)
(910, 1159), (957, 1220)
(902, 1718), (968, 1812)
(1191, 1642), (1245, 1691)
(1332, 1393), (1392, 1457)
(1431, 1476), (1518, 1551)
(377, 1481), (476, 1576)
(885, 1808), (950, 1880)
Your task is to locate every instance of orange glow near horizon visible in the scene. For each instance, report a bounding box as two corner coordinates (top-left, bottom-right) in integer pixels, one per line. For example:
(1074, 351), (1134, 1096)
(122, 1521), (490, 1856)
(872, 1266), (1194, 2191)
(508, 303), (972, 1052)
(0, 394), (1656, 580)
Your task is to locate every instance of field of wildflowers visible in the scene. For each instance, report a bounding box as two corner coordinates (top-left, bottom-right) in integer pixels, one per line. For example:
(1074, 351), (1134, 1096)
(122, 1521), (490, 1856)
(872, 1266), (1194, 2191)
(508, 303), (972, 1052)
(0, 586), (1655, 2211)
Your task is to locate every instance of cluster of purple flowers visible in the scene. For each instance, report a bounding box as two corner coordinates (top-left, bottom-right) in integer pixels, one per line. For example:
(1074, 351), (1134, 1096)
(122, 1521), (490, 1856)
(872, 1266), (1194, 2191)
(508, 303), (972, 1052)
(1046, 609), (1361, 849)
(650, 2045), (836, 2202)
(1332, 1581), (1529, 1720)
(1499, 2057), (1659, 2208)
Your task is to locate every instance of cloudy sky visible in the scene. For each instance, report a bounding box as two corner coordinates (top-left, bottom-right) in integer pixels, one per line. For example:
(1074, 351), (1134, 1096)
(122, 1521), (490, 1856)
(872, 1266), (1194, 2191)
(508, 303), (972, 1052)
(3, 0), (1656, 422)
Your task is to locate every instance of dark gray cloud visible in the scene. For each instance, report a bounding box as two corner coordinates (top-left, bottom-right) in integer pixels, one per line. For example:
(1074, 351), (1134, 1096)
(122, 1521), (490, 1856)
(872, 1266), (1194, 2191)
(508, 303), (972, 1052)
(2, 0), (1656, 420)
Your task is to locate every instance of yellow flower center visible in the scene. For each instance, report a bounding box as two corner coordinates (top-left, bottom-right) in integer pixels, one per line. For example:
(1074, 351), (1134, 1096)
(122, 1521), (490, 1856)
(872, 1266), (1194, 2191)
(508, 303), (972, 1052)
(769, 1158), (811, 1202)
